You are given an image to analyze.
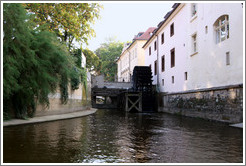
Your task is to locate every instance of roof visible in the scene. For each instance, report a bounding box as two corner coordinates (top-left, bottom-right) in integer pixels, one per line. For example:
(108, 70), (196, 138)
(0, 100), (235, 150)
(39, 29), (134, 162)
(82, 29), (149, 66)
(117, 27), (156, 62)
(128, 27), (156, 50)
(133, 27), (156, 40)
(142, 3), (181, 49)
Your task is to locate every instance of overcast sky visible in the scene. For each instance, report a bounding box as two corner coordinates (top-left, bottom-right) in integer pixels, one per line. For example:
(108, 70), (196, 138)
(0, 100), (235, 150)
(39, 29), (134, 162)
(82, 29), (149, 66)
(83, 2), (174, 51)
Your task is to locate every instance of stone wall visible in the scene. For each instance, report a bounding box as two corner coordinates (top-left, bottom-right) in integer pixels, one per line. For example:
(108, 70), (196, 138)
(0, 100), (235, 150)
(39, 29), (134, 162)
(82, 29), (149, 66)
(158, 84), (243, 123)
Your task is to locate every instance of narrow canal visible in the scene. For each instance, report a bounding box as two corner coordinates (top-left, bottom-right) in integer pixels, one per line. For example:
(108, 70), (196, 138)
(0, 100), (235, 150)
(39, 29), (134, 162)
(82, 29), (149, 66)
(3, 109), (243, 163)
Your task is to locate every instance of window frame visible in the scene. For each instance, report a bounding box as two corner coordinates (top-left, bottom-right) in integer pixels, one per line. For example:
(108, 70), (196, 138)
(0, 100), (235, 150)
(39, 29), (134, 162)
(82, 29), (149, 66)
(154, 60), (157, 75)
(154, 41), (157, 51)
(192, 33), (197, 53)
(170, 23), (174, 37)
(170, 48), (175, 68)
(226, 51), (230, 65)
(161, 32), (164, 44)
(161, 55), (165, 72)
(184, 72), (188, 81)
(191, 3), (197, 17)
(214, 15), (229, 44)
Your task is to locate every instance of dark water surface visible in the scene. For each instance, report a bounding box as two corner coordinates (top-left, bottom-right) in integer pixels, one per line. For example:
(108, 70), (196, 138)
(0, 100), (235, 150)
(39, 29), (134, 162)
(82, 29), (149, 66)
(3, 109), (243, 163)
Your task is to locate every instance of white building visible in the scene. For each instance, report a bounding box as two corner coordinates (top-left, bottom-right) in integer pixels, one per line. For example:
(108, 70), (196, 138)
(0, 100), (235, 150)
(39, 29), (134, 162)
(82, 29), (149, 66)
(143, 3), (243, 93)
(81, 51), (86, 68)
(117, 27), (156, 82)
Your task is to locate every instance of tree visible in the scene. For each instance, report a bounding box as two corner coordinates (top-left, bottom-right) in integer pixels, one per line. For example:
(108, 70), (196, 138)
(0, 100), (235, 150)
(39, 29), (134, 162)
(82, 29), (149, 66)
(95, 38), (124, 81)
(3, 3), (76, 119)
(23, 3), (102, 50)
(82, 48), (101, 73)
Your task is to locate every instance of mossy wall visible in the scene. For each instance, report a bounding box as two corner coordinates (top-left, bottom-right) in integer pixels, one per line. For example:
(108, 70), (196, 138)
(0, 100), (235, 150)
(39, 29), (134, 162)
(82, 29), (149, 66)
(158, 84), (243, 123)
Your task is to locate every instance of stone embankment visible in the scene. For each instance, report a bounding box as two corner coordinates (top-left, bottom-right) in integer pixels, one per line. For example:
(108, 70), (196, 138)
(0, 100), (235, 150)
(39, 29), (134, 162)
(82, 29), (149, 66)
(3, 108), (97, 127)
(158, 84), (243, 124)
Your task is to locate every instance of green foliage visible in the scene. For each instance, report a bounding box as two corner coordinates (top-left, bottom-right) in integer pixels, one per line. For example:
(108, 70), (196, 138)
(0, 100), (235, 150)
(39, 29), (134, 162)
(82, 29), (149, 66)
(82, 48), (101, 73)
(81, 68), (88, 98)
(72, 49), (88, 98)
(60, 75), (69, 104)
(23, 3), (102, 50)
(3, 4), (74, 119)
(95, 38), (124, 81)
(69, 66), (81, 91)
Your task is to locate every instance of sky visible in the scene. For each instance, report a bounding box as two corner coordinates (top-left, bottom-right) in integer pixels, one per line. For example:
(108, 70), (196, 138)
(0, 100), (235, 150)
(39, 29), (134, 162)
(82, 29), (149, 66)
(83, 2), (174, 51)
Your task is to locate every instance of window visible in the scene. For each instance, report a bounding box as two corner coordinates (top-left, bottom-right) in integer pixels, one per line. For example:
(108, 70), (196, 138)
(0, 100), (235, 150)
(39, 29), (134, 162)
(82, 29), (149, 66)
(161, 55), (165, 72)
(149, 46), (151, 55)
(184, 72), (188, 80)
(191, 3), (197, 17)
(205, 26), (208, 34)
(161, 32), (164, 44)
(170, 48), (175, 68)
(149, 64), (152, 71)
(172, 76), (174, 84)
(214, 15), (229, 43)
(226, 52), (230, 65)
(162, 79), (164, 86)
(192, 33), (197, 53)
(154, 41), (157, 51)
(170, 23), (174, 37)
(154, 60), (157, 75)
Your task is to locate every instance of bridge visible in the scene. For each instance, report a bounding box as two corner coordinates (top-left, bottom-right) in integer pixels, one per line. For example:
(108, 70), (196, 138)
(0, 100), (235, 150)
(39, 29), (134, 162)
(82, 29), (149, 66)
(91, 66), (156, 112)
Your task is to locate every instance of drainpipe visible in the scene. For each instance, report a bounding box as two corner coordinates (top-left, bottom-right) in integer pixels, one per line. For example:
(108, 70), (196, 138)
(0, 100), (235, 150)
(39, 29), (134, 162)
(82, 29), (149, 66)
(155, 34), (160, 92)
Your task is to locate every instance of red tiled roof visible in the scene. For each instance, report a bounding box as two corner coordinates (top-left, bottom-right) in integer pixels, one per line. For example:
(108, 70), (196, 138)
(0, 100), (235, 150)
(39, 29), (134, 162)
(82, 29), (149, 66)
(134, 27), (156, 40)
(117, 27), (157, 61)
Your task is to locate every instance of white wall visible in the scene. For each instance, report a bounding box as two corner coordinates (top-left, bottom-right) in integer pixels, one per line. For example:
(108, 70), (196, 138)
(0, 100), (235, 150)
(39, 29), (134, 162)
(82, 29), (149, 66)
(129, 40), (146, 77)
(118, 40), (148, 82)
(187, 3), (243, 90)
(158, 4), (189, 93)
(117, 50), (130, 82)
(145, 38), (158, 84)
(81, 52), (86, 68)
(144, 3), (243, 93)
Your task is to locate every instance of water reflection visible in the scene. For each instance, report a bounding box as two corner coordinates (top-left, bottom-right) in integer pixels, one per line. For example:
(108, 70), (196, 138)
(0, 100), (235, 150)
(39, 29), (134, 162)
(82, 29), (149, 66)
(3, 109), (243, 163)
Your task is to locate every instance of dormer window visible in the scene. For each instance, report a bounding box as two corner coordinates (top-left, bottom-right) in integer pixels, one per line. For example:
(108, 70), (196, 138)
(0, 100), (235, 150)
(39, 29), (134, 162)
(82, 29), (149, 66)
(137, 32), (143, 37)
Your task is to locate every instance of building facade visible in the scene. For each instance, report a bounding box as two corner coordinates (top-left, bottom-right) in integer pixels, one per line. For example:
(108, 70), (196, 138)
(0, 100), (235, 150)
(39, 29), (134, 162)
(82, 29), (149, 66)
(117, 27), (156, 82)
(142, 3), (243, 123)
(143, 3), (243, 93)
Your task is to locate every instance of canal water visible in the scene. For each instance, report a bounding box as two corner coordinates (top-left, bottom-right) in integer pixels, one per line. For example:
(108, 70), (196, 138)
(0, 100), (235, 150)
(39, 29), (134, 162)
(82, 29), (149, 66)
(3, 109), (243, 163)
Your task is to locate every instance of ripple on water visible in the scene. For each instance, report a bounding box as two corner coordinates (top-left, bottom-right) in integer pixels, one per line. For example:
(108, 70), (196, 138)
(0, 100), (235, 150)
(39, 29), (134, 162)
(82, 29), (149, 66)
(3, 109), (243, 163)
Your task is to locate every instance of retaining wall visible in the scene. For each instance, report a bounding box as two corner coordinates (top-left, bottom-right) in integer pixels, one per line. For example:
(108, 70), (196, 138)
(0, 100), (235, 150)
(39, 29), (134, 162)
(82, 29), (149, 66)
(158, 84), (243, 123)
(35, 98), (90, 117)
(35, 74), (91, 117)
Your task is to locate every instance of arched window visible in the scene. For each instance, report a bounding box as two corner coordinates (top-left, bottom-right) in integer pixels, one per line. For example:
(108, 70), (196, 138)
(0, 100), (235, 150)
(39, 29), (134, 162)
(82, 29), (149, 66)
(214, 15), (229, 43)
